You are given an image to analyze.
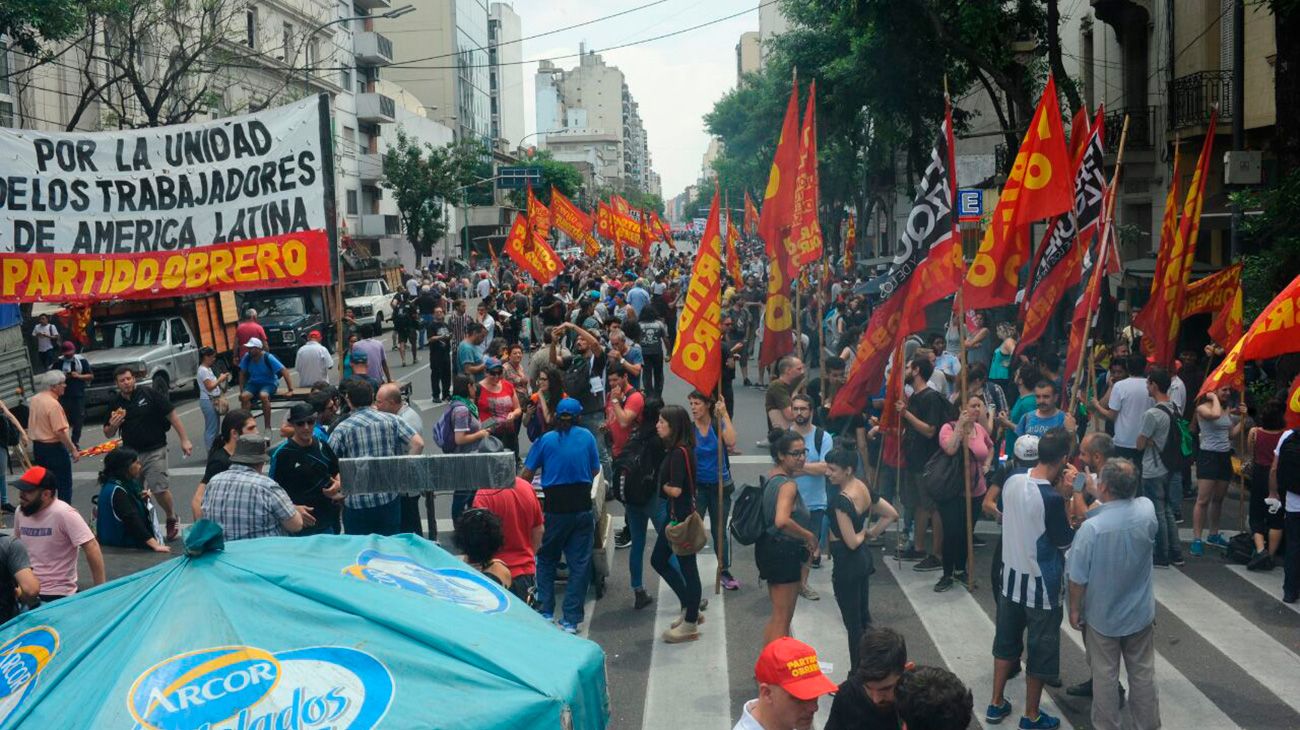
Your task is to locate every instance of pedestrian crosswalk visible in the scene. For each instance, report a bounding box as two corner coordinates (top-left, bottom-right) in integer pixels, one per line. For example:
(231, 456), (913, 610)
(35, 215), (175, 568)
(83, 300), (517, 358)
(581, 517), (1300, 730)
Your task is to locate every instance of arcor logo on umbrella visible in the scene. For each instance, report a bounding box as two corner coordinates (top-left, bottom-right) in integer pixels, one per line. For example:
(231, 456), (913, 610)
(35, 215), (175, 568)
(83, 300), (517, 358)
(0, 626), (59, 722)
(127, 644), (393, 730)
(343, 550), (511, 614)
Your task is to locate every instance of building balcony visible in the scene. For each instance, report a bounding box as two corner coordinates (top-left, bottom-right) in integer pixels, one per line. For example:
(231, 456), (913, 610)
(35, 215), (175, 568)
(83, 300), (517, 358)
(1169, 71), (1232, 131)
(357, 213), (401, 238)
(353, 0), (392, 10)
(354, 32), (394, 66)
(1104, 105), (1155, 150)
(358, 152), (384, 183)
(356, 92), (396, 123)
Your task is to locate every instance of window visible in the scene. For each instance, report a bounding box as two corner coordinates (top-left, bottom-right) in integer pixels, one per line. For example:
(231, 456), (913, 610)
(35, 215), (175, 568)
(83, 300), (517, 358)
(346, 190), (358, 215)
(307, 38), (319, 69)
(342, 125), (355, 152)
(0, 41), (8, 96)
(341, 67), (352, 90)
(245, 7), (258, 48)
(282, 23), (294, 62)
(0, 101), (12, 128)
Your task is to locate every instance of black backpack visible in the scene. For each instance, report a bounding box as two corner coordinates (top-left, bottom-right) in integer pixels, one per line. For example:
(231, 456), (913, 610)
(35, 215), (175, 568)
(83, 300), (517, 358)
(731, 476), (777, 546)
(1155, 403), (1192, 472)
(612, 426), (660, 506)
(562, 356), (594, 405)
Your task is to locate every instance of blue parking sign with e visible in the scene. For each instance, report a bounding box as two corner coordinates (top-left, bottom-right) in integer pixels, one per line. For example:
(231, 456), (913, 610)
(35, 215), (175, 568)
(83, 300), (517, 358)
(958, 189), (982, 219)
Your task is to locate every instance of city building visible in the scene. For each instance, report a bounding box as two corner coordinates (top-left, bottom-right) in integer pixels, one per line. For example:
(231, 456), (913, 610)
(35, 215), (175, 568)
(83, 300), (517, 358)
(736, 31), (761, 80)
(758, 1), (791, 67)
(534, 49), (658, 194)
(489, 3), (525, 149)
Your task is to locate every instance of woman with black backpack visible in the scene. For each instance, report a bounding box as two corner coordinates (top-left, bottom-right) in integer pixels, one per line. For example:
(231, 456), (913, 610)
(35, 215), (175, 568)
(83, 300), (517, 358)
(758, 428), (819, 646)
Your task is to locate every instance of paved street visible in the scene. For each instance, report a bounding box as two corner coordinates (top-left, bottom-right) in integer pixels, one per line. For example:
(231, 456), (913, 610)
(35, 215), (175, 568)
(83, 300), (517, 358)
(37, 344), (1299, 729)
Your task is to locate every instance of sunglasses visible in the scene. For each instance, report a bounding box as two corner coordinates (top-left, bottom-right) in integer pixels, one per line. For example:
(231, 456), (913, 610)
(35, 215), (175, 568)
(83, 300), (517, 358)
(487, 368), (504, 375)
(291, 419), (316, 427)
(783, 449), (808, 458)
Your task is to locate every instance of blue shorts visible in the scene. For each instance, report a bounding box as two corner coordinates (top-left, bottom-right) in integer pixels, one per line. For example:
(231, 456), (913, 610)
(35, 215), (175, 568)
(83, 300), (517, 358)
(244, 381), (277, 397)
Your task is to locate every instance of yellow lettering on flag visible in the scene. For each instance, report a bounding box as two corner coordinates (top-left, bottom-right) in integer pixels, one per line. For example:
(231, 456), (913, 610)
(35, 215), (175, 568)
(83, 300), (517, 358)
(670, 186), (724, 396)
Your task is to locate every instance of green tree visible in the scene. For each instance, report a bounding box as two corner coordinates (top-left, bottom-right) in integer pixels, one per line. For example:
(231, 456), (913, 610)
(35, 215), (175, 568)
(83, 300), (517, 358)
(0, 0), (94, 56)
(382, 130), (481, 263)
(508, 149), (584, 209)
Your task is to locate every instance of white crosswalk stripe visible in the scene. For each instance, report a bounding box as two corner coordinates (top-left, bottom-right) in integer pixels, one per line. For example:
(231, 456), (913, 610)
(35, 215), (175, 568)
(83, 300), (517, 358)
(1224, 564), (1299, 615)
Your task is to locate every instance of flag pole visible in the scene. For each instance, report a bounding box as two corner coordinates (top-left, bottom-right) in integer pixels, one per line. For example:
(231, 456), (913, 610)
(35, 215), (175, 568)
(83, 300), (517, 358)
(1068, 115), (1130, 419)
(957, 285), (977, 590)
(716, 190), (731, 596)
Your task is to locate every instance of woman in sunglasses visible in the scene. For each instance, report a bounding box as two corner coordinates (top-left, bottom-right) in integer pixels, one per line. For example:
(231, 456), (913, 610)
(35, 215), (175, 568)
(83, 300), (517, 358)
(758, 428), (820, 645)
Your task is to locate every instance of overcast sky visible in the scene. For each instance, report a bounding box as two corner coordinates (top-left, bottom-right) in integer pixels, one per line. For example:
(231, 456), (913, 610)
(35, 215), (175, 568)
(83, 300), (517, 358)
(514, 0), (758, 201)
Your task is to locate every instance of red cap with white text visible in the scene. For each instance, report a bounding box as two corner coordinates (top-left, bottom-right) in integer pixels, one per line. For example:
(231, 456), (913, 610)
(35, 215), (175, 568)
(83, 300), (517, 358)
(753, 637), (838, 700)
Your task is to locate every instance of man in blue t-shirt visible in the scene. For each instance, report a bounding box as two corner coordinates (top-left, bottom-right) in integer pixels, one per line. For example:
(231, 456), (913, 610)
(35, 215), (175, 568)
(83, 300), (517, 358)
(455, 323), (487, 377)
(520, 398), (601, 634)
(1017, 380), (1074, 440)
(239, 338), (293, 430)
(790, 394), (835, 598)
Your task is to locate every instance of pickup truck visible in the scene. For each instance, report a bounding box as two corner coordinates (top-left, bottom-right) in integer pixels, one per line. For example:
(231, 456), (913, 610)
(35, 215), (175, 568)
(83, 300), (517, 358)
(0, 306), (33, 409)
(343, 278), (394, 336)
(82, 293), (238, 406)
(238, 288), (334, 366)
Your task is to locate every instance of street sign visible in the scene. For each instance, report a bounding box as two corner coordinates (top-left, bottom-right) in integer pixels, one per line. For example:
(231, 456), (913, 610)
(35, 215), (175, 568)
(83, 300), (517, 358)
(957, 188), (983, 221)
(496, 166), (542, 190)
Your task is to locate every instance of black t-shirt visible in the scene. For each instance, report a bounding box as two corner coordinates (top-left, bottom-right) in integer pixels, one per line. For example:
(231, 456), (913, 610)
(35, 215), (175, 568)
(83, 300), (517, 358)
(658, 444), (696, 519)
(202, 446), (232, 485)
(824, 678), (898, 730)
(426, 320), (452, 353)
(902, 387), (951, 468)
(415, 292), (437, 316)
(269, 438), (341, 527)
(107, 385), (173, 452)
(639, 320), (667, 356)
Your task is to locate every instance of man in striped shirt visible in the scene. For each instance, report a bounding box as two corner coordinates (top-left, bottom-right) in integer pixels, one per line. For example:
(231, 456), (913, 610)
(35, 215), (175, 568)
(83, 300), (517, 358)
(328, 380), (424, 536)
(985, 427), (1077, 730)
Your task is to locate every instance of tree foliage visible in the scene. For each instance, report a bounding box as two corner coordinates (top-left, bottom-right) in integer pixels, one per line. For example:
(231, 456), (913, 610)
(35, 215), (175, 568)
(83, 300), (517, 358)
(507, 149), (584, 209)
(0, 0), (95, 56)
(382, 130), (482, 261)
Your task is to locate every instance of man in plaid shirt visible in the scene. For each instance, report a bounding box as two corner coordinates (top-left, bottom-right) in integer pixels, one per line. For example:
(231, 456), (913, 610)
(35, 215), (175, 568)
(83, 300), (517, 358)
(329, 380), (425, 535)
(202, 435), (313, 541)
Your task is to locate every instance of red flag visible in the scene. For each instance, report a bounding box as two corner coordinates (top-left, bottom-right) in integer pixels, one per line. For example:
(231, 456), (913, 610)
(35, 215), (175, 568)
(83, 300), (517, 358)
(964, 76), (1074, 309)
(1068, 104), (1090, 163)
(725, 218), (743, 285)
(844, 213), (856, 273)
(1018, 117), (1107, 354)
(504, 212), (563, 284)
(638, 209), (654, 265)
(1285, 373), (1300, 429)
(611, 195), (632, 217)
(526, 185), (551, 250)
(670, 187), (724, 395)
(758, 223), (797, 368)
(744, 191), (761, 236)
(758, 79), (801, 266)
(550, 188), (599, 257)
(1206, 281), (1242, 351)
(1199, 273), (1300, 397)
(596, 201), (615, 240)
(1165, 112), (1218, 365)
(830, 98), (964, 418)
(792, 80), (823, 270)
(1064, 181), (1116, 391)
(1182, 263), (1241, 318)
(876, 342), (907, 434)
(1134, 147), (1181, 356)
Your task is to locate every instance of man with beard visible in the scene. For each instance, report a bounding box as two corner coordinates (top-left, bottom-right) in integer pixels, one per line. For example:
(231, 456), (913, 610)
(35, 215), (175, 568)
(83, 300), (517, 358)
(826, 627), (911, 729)
(12, 466), (105, 602)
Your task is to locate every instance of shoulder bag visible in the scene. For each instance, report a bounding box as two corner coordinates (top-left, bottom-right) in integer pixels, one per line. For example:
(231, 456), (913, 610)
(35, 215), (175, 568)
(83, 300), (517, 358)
(922, 423), (965, 502)
(665, 446), (708, 556)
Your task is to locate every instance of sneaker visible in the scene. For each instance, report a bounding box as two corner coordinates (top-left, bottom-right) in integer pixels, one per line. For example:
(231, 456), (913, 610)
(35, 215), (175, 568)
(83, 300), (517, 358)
(1019, 710), (1061, 729)
(671, 608), (706, 628)
(1066, 678), (1093, 697)
(953, 570), (970, 588)
(811, 555), (822, 569)
(1284, 593), (1298, 604)
(1171, 554), (1186, 567)
(1206, 533), (1230, 549)
(633, 588), (654, 609)
(972, 535), (988, 548)
(1189, 539), (1204, 557)
(720, 571), (741, 591)
(558, 620), (579, 634)
(913, 555), (942, 572)
(985, 699), (1012, 725)
(896, 547), (927, 561)
(165, 518), (180, 542)
(934, 575), (954, 592)
(1247, 551), (1276, 572)
(743, 377), (753, 386)
(799, 585), (821, 601)
(614, 526), (632, 549)
(1153, 559), (1170, 569)
(1175, 516), (1186, 525)
(539, 611), (554, 623)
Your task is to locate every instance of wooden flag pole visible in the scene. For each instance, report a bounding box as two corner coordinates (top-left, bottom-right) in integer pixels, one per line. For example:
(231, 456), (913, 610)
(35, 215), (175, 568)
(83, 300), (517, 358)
(716, 189), (730, 596)
(956, 285), (977, 590)
(1068, 115), (1130, 420)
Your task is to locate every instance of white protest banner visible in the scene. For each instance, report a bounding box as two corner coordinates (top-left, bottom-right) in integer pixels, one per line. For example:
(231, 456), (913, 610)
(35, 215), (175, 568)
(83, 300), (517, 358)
(0, 96), (332, 302)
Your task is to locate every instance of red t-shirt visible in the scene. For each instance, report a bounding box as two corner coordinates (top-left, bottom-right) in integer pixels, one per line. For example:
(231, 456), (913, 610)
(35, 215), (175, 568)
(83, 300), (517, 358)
(605, 388), (644, 457)
(477, 379), (517, 433)
(236, 321), (268, 359)
(473, 478), (543, 578)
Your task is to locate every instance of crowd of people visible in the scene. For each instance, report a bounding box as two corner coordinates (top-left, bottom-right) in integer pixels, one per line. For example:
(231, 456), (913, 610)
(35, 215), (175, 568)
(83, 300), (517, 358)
(4, 244), (1299, 730)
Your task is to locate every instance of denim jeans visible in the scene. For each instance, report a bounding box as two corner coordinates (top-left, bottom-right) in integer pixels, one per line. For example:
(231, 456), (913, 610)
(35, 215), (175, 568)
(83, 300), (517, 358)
(1142, 474), (1182, 563)
(696, 479), (734, 571)
(199, 398), (219, 453)
(578, 412), (612, 482)
(536, 510), (595, 626)
(626, 497), (672, 590)
(651, 529), (702, 623)
(343, 499), (402, 536)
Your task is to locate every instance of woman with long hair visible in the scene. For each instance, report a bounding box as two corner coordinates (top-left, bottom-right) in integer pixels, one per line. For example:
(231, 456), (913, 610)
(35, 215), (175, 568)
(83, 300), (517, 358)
(97, 447), (170, 553)
(526, 366), (566, 440)
(652, 404), (704, 643)
(192, 409), (257, 520)
(826, 446), (898, 670)
(758, 428), (819, 646)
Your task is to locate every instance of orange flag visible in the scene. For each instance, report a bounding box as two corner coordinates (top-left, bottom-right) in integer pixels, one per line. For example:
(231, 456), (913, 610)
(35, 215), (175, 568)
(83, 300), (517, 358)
(550, 187), (599, 257)
(596, 201), (615, 240)
(526, 185), (550, 253)
(611, 195), (632, 217)
(1206, 282), (1242, 351)
(670, 186), (724, 395)
(504, 212), (563, 284)
(1134, 143), (1181, 356)
(725, 218), (743, 285)
(744, 191), (761, 236)
(1068, 104), (1090, 163)
(758, 78), (800, 266)
(876, 342), (907, 434)
(1182, 263), (1241, 318)
(792, 80), (823, 270)
(638, 209), (654, 265)
(1200, 272), (1300, 397)
(844, 213), (856, 272)
(1285, 373), (1300, 429)
(964, 75), (1074, 309)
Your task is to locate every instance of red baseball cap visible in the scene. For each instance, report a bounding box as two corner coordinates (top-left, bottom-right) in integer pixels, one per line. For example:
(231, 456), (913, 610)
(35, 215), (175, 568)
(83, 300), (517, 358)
(308, 331), (322, 340)
(754, 638), (838, 700)
(11, 466), (54, 492)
